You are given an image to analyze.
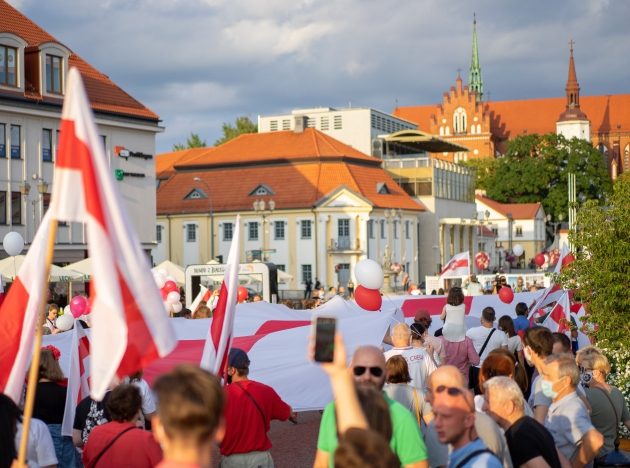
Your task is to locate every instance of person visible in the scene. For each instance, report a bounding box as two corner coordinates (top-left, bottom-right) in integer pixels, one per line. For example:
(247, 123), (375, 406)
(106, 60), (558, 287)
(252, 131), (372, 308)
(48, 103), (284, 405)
(15, 415), (58, 468)
(466, 307), (508, 393)
(514, 276), (525, 293)
(409, 323), (440, 369)
(440, 328), (479, 387)
(541, 354), (604, 466)
(194, 304), (212, 319)
(127, 370), (156, 429)
(482, 377), (566, 467)
(523, 327), (555, 423)
(314, 278), (322, 291)
(476, 349), (530, 414)
(426, 365), (512, 468)
(347, 280), (355, 298)
(252, 294), (263, 302)
(551, 332), (572, 355)
(402, 271), (410, 294)
(384, 323), (437, 391)
(324, 286), (337, 302)
(151, 365), (225, 467)
(462, 274), (484, 296)
(413, 310), (445, 365)
(0, 393), (19, 468)
(576, 346), (630, 461)
(32, 346), (77, 467)
(384, 356), (432, 427)
(304, 278), (313, 299)
(315, 345), (429, 468)
(440, 287), (466, 343)
(82, 384), (162, 467)
(44, 304), (60, 334)
(512, 303), (530, 334)
(220, 348), (294, 467)
(432, 385), (502, 468)
(334, 428), (401, 468)
(498, 315), (526, 369)
(73, 387), (112, 448)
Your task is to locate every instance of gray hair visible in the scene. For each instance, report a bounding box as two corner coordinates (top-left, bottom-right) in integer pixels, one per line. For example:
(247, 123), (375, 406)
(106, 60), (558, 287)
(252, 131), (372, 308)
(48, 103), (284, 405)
(390, 322), (411, 338)
(483, 376), (525, 413)
(545, 353), (580, 387)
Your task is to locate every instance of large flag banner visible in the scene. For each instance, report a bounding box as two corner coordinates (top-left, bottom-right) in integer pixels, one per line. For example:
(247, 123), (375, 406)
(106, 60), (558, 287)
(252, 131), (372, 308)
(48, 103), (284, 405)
(440, 251), (470, 278)
(542, 291), (571, 333)
(0, 213), (55, 403)
(201, 215), (241, 375)
(48, 68), (176, 399)
(62, 321), (91, 436)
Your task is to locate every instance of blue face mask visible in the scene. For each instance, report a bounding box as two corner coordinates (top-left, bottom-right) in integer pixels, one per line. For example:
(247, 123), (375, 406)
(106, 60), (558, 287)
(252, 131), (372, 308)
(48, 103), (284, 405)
(541, 379), (558, 399)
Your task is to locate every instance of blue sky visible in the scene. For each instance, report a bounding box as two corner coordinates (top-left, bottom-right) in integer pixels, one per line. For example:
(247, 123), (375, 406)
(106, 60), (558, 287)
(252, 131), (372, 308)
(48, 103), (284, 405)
(11, 0), (629, 153)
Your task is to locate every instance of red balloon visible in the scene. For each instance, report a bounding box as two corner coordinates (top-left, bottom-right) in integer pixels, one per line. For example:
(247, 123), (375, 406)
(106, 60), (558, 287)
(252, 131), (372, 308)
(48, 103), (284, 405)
(70, 295), (88, 318)
(561, 253), (575, 269)
(498, 286), (514, 304)
(237, 286), (249, 303)
(163, 280), (179, 294)
(534, 253), (546, 267)
(354, 285), (382, 311)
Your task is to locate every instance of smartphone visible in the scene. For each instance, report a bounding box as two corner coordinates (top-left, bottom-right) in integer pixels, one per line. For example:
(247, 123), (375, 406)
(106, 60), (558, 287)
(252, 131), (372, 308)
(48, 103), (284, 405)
(313, 316), (336, 363)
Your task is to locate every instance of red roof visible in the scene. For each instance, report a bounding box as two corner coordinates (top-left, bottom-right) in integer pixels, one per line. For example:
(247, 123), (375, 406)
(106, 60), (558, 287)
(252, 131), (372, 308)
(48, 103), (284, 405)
(476, 195), (542, 220)
(0, 0), (158, 121)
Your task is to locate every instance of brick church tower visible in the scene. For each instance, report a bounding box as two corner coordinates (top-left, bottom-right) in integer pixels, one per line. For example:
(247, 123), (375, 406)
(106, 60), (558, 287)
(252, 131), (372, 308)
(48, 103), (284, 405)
(556, 42), (591, 142)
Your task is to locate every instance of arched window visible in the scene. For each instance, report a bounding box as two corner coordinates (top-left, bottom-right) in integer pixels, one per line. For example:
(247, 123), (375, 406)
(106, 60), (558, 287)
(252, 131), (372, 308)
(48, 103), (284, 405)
(439, 126), (444, 136)
(453, 107), (467, 134)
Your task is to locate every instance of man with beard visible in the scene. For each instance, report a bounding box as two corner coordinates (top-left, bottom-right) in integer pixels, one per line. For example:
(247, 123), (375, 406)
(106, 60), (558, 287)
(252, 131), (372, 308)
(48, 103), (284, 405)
(314, 345), (428, 468)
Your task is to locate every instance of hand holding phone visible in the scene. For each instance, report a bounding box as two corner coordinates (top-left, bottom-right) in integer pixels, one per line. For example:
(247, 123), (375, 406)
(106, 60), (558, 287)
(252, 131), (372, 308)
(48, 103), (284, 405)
(313, 316), (336, 363)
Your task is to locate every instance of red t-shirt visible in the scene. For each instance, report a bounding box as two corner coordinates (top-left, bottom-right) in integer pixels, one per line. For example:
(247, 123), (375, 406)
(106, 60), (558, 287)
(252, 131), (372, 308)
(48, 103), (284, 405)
(83, 421), (162, 467)
(220, 379), (291, 456)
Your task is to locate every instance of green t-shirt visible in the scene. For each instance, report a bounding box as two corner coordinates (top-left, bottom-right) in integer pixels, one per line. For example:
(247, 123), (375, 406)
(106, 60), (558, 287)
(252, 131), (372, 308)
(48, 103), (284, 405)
(317, 394), (428, 467)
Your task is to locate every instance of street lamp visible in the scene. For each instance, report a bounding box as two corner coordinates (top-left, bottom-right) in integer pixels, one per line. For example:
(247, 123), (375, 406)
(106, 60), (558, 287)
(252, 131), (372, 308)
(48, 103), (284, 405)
(506, 213), (513, 273)
(192, 176), (215, 260)
(253, 198), (275, 261)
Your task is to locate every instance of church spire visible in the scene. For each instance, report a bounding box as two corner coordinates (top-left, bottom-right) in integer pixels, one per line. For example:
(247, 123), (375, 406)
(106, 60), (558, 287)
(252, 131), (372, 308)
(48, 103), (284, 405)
(468, 13), (483, 101)
(558, 40), (587, 122)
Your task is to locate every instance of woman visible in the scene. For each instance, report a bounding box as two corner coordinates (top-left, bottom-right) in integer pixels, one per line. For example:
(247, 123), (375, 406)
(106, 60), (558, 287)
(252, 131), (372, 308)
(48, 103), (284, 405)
(44, 304), (60, 334)
(0, 393), (19, 468)
(576, 346), (630, 461)
(410, 322), (441, 367)
(498, 315), (526, 369)
(32, 346), (77, 467)
(476, 349), (530, 414)
(384, 355), (432, 427)
(440, 287), (466, 343)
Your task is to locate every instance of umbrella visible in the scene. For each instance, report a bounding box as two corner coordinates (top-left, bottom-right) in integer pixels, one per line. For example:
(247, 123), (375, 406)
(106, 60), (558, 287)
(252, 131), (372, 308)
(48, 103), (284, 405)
(66, 258), (92, 278)
(0, 255), (84, 282)
(152, 260), (186, 285)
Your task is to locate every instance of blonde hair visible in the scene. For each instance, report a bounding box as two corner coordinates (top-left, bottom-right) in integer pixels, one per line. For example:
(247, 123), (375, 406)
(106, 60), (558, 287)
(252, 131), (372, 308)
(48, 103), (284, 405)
(576, 346), (611, 376)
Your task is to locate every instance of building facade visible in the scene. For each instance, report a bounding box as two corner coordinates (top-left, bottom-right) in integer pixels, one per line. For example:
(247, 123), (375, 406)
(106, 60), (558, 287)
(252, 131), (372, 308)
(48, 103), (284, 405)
(0, 1), (162, 262)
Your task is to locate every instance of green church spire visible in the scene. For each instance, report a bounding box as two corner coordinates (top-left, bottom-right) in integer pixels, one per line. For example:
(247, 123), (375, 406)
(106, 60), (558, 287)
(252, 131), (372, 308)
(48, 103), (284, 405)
(468, 13), (483, 101)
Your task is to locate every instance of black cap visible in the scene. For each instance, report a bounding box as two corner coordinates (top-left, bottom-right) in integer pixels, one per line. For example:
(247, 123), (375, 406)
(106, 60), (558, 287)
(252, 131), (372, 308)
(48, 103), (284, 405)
(228, 348), (250, 369)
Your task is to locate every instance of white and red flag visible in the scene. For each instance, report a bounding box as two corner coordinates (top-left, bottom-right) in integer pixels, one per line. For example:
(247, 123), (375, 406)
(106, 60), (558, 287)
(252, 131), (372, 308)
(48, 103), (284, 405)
(62, 321), (91, 436)
(542, 291), (571, 333)
(0, 213), (56, 403)
(201, 215), (240, 376)
(440, 251), (470, 278)
(190, 285), (211, 316)
(48, 68), (176, 399)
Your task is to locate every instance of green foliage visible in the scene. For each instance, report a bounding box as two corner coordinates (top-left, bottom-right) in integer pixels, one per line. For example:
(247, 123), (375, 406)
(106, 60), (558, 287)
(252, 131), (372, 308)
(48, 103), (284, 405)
(485, 133), (612, 220)
(461, 158), (499, 190)
(172, 132), (207, 151)
(596, 342), (630, 437)
(559, 173), (630, 349)
(214, 116), (257, 146)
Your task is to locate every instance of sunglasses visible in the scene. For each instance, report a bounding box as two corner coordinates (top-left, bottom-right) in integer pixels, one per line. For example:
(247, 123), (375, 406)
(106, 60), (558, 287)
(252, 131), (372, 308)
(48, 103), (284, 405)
(352, 366), (384, 377)
(431, 385), (475, 411)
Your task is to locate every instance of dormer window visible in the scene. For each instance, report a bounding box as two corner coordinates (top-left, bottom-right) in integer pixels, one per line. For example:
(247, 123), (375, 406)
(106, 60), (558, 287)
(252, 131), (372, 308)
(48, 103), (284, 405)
(38, 42), (70, 97)
(184, 188), (207, 200)
(376, 182), (391, 194)
(45, 54), (62, 94)
(249, 184), (274, 196)
(0, 45), (17, 87)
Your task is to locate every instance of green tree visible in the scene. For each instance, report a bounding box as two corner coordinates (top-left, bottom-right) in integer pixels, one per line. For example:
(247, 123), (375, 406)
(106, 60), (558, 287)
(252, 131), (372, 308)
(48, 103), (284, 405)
(172, 132), (207, 151)
(559, 172), (630, 349)
(462, 158), (499, 191)
(214, 116), (258, 146)
(485, 133), (612, 220)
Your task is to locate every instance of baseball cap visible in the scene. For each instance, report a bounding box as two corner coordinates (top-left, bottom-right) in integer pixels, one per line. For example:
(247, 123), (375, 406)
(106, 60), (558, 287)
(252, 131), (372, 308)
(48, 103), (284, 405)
(414, 310), (431, 322)
(228, 348), (250, 369)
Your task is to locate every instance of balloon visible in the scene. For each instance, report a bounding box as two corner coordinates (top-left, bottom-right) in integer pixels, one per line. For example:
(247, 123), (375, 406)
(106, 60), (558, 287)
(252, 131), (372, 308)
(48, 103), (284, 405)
(165, 275), (177, 283)
(512, 244), (524, 257)
(474, 252), (490, 271)
(163, 280), (179, 294)
(561, 253), (575, 269)
(152, 271), (166, 289)
(237, 286), (249, 303)
(3, 232), (24, 256)
(534, 253), (546, 267)
(354, 285), (382, 311)
(498, 286), (514, 304)
(172, 302), (183, 313)
(56, 313), (74, 332)
(354, 259), (384, 290)
(64, 305), (71, 316)
(70, 296), (88, 318)
(166, 291), (181, 304)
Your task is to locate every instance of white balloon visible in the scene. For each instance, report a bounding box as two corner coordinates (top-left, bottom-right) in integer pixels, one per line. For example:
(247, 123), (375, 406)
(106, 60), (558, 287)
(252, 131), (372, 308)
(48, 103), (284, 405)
(63, 305), (71, 316)
(153, 271), (166, 289)
(172, 302), (183, 313)
(163, 302), (171, 314)
(166, 291), (181, 304)
(354, 259), (384, 290)
(56, 313), (74, 332)
(512, 244), (524, 257)
(3, 232), (24, 256)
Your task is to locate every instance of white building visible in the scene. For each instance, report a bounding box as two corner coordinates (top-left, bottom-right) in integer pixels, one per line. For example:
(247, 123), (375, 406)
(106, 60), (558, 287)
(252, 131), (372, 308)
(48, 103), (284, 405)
(0, 1), (162, 262)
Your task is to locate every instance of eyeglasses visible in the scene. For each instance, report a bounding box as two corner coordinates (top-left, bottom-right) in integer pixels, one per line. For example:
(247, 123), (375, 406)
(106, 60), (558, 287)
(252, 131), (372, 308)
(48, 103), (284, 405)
(352, 366), (384, 377)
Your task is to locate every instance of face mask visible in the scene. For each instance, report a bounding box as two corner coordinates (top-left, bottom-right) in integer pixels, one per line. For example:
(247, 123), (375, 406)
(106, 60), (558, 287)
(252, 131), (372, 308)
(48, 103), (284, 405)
(523, 347), (534, 366)
(580, 370), (594, 386)
(541, 379), (558, 399)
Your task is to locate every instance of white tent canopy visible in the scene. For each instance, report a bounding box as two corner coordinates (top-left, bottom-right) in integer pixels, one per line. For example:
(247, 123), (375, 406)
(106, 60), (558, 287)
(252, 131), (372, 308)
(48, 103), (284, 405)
(0, 256), (84, 282)
(66, 258), (92, 277)
(276, 268), (293, 284)
(152, 260), (186, 285)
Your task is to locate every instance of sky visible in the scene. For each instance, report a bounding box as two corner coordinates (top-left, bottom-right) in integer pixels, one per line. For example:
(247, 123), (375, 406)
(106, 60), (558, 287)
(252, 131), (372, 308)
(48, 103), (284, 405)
(10, 0), (630, 153)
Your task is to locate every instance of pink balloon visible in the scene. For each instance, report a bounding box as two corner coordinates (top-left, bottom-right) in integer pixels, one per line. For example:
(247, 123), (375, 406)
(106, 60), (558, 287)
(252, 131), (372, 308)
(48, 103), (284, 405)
(70, 296), (88, 318)
(163, 280), (179, 294)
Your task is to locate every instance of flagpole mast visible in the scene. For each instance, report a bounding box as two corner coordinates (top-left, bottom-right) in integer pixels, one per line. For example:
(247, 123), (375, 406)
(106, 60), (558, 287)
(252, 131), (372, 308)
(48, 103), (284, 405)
(17, 220), (58, 467)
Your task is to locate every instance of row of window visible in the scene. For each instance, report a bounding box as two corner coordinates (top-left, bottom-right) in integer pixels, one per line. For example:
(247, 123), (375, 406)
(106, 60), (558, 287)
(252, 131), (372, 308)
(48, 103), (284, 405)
(367, 219), (412, 240)
(268, 115), (344, 132)
(0, 45), (63, 94)
(0, 191), (22, 225)
(370, 113), (413, 134)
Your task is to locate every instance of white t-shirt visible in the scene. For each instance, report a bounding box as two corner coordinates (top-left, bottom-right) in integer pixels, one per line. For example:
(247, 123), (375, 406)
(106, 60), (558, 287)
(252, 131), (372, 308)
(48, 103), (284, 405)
(15, 418), (58, 468)
(506, 335), (523, 355)
(384, 346), (437, 390)
(465, 326), (508, 366)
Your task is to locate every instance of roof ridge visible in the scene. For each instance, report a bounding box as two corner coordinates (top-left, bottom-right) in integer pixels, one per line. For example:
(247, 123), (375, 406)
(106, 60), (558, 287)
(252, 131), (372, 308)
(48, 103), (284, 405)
(310, 128), (322, 158)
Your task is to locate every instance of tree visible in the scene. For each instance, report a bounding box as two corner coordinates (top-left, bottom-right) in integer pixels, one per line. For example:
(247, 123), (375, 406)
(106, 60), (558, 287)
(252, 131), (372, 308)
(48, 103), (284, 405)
(484, 133), (612, 220)
(559, 172), (630, 349)
(214, 116), (257, 146)
(172, 132), (207, 151)
(462, 158), (499, 191)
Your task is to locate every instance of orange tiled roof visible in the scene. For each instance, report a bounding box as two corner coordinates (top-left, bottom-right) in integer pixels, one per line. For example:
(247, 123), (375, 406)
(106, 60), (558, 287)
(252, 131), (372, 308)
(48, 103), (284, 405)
(0, 1), (158, 121)
(156, 148), (209, 179)
(476, 195), (542, 220)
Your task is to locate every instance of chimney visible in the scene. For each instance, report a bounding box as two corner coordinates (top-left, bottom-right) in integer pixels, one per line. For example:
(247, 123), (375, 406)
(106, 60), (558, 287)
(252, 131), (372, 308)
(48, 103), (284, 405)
(294, 115), (307, 133)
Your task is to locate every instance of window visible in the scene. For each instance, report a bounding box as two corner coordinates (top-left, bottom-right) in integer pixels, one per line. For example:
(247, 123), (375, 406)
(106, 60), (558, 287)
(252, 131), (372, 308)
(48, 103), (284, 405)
(405, 220), (411, 239)
(301, 264), (312, 283)
(367, 220), (374, 239)
(274, 220), (285, 240)
(393, 220), (398, 239)
(186, 224), (196, 242)
(248, 222), (259, 241)
(333, 115), (342, 130)
(320, 117), (329, 131)
(223, 222), (233, 241)
(515, 226), (523, 237)
(156, 225), (163, 243)
(301, 220), (312, 239)
(42, 129), (52, 162)
(100, 135), (107, 152)
(380, 219), (385, 238)
(46, 54), (63, 94)
(276, 264), (286, 272)
(492, 227), (498, 236)
(453, 107), (467, 134)
(0, 191), (6, 224)
(338, 219), (350, 237)
(11, 191), (21, 225)
(10, 125), (20, 159)
(0, 45), (17, 87)
(269, 120), (278, 131)
(282, 119), (290, 130)
(0, 124), (5, 158)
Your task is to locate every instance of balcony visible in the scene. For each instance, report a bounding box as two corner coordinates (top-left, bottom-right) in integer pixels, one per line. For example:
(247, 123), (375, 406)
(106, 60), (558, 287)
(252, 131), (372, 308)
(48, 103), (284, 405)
(329, 237), (362, 253)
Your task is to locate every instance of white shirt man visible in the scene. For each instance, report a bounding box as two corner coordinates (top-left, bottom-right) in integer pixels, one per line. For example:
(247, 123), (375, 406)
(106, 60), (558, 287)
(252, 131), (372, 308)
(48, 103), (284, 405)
(465, 307), (508, 366)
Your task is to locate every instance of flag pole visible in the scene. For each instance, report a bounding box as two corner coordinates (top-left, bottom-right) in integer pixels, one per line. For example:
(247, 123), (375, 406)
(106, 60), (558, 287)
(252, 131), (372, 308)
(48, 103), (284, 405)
(17, 219), (58, 467)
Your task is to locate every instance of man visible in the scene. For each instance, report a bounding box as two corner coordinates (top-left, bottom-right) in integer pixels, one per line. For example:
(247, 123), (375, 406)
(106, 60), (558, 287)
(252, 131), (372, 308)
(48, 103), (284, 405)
(414, 309), (445, 365)
(523, 327), (555, 423)
(466, 307), (508, 392)
(513, 302), (530, 333)
(426, 366), (512, 468)
(483, 376), (566, 467)
(463, 274), (484, 296)
(385, 323), (436, 390)
(432, 385), (502, 468)
(221, 348), (294, 467)
(152, 365), (225, 468)
(551, 332), (572, 355)
(315, 345), (428, 468)
(541, 354), (603, 466)
(44, 304), (60, 334)
(514, 276), (525, 293)
(304, 278), (313, 299)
